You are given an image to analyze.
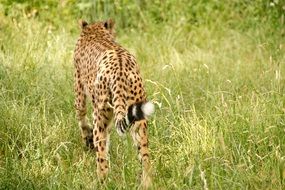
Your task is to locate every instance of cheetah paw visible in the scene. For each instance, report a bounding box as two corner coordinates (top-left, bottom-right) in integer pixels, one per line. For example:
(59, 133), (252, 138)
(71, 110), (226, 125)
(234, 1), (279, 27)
(85, 134), (94, 149)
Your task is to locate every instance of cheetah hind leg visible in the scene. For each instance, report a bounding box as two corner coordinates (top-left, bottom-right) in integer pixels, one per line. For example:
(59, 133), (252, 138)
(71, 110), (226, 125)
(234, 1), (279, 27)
(74, 70), (94, 149)
(131, 120), (152, 189)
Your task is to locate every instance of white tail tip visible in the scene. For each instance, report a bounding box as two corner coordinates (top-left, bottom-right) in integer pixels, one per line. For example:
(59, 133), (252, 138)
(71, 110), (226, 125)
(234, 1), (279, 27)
(142, 102), (155, 118)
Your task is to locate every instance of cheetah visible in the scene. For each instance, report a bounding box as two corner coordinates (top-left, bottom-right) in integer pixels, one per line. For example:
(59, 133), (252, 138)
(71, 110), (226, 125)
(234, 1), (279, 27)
(73, 19), (154, 188)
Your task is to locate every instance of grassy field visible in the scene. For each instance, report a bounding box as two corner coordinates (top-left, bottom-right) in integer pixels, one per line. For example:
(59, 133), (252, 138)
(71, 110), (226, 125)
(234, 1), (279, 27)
(0, 1), (285, 189)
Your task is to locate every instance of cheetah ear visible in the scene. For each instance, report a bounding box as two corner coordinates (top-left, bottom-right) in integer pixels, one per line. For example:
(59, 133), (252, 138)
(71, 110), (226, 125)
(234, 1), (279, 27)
(104, 19), (115, 30)
(78, 19), (88, 29)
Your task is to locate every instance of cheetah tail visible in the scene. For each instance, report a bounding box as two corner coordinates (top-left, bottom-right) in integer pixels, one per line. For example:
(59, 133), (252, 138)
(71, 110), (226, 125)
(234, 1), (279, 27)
(126, 101), (155, 125)
(116, 101), (154, 136)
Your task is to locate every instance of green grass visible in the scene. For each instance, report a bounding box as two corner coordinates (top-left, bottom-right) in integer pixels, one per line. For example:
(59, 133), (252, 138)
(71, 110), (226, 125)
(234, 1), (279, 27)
(0, 1), (285, 189)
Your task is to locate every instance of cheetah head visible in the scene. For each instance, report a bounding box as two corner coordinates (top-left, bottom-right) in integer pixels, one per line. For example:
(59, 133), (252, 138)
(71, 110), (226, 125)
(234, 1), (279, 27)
(78, 19), (115, 40)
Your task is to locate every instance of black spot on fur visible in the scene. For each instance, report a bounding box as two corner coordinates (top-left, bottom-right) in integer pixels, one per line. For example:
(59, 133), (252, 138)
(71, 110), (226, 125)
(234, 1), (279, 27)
(142, 153), (148, 158)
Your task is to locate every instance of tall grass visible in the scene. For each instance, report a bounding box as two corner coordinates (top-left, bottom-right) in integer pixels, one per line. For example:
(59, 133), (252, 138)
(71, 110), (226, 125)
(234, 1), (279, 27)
(0, 1), (285, 189)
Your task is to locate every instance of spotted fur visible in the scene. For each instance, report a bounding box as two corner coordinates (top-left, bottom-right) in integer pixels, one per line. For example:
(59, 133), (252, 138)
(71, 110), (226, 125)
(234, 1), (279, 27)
(73, 19), (153, 188)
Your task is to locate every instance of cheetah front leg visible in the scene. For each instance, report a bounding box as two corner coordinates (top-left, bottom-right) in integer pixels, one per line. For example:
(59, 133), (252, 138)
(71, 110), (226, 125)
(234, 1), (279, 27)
(131, 120), (152, 189)
(74, 69), (94, 149)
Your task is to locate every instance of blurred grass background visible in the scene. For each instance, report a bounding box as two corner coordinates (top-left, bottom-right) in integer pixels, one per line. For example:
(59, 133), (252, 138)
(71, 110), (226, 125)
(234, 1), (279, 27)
(0, 0), (285, 189)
